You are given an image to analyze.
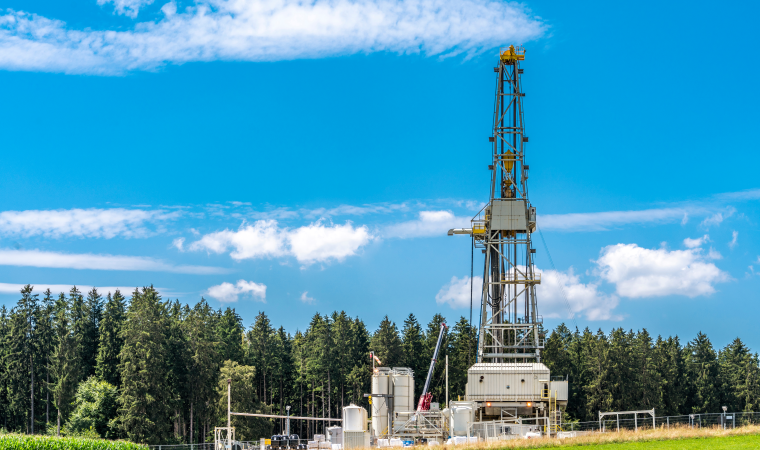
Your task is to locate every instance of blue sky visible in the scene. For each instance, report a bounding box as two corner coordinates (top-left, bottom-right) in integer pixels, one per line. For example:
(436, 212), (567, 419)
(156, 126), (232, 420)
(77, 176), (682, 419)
(0, 0), (758, 350)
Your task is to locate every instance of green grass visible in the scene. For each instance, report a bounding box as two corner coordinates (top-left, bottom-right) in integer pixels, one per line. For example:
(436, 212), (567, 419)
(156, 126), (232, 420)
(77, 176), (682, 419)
(0, 434), (147, 450)
(561, 434), (760, 449)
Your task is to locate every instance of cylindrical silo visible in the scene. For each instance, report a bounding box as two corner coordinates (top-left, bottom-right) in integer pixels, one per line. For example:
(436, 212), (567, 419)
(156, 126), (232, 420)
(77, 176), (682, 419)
(391, 368), (415, 415)
(371, 368), (391, 436)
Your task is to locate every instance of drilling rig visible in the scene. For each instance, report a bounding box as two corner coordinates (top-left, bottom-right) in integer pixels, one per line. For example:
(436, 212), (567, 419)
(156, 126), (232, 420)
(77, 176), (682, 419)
(448, 46), (568, 437)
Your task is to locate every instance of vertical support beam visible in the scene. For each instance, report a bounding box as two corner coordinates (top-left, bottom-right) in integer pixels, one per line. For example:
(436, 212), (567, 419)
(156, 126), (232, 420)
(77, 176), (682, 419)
(445, 355), (449, 408)
(228, 378), (232, 430)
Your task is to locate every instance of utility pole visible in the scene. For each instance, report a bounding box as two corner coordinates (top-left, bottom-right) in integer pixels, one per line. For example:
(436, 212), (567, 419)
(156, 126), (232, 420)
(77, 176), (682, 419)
(445, 355), (449, 408)
(228, 378), (232, 429)
(286, 406), (291, 436)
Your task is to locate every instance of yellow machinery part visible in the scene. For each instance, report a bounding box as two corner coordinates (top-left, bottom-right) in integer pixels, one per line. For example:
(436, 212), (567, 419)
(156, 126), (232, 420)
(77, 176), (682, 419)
(500, 45), (525, 62)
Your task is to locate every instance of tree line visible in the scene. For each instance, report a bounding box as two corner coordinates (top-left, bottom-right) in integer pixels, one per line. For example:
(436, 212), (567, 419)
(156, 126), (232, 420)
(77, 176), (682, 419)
(0, 285), (758, 444)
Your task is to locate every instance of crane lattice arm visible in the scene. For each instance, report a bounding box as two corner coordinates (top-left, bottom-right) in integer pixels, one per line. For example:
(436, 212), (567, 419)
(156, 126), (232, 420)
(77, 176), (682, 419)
(416, 323), (447, 412)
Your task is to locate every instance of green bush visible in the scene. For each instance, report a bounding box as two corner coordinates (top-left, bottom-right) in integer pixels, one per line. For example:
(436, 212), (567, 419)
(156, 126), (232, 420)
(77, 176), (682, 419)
(66, 377), (120, 439)
(0, 434), (146, 450)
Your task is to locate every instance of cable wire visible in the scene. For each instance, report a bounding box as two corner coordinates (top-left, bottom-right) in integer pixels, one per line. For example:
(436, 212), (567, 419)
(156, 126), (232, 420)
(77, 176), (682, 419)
(537, 226), (578, 331)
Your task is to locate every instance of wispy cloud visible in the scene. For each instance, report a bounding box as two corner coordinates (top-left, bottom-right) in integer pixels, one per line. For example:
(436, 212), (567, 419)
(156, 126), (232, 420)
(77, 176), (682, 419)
(683, 234), (709, 249)
(729, 231), (739, 249)
(539, 207), (705, 232)
(0, 249), (225, 274)
(0, 208), (176, 239)
(384, 210), (470, 238)
(97, 0), (154, 17)
(300, 291), (316, 304)
(0, 0), (546, 75)
(700, 207), (736, 230)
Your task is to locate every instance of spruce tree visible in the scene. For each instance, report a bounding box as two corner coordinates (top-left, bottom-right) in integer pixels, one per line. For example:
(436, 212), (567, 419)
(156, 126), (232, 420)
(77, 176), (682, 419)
(69, 287), (87, 384)
(685, 332), (720, 413)
(718, 338), (752, 411)
(185, 299), (219, 444)
(400, 314), (426, 397)
(448, 316), (476, 402)
(96, 290), (127, 387)
(80, 288), (103, 380)
(370, 316), (403, 368)
(247, 311), (275, 405)
(217, 307), (244, 364)
(51, 292), (79, 435)
(116, 287), (171, 444)
(0, 305), (10, 430)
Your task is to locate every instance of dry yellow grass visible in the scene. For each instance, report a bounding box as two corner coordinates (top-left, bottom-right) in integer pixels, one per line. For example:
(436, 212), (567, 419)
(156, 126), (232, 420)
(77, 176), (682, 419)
(445, 424), (760, 449)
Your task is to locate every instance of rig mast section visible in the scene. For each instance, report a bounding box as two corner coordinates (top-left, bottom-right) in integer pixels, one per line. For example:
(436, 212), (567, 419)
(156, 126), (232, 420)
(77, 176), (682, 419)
(449, 45), (542, 364)
(417, 323), (447, 411)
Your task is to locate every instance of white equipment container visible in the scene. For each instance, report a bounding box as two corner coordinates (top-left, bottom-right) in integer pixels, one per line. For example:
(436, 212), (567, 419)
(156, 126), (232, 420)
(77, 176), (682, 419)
(465, 363), (550, 402)
(343, 431), (370, 450)
(327, 426), (343, 444)
(343, 405), (367, 432)
(449, 401), (476, 436)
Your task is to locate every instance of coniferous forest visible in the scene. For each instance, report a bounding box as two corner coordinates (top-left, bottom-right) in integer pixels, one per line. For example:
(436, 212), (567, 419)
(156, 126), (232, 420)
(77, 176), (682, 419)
(1, 285), (759, 445)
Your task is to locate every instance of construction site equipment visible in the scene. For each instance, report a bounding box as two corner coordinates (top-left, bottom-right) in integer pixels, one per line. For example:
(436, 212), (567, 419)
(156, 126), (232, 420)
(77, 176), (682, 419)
(417, 323), (447, 412)
(447, 45), (569, 436)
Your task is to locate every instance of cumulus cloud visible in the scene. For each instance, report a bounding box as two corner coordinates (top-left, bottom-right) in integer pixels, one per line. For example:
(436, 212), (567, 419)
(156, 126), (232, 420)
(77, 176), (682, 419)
(384, 210), (470, 238)
(0, 249), (225, 274)
(288, 221), (372, 264)
(683, 234), (709, 248)
(0, 208), (175, 239)
(0, 0), (546, 75)
(435, 275), (481, 308)
(97, 0), (154, 17)
(300, 291), (316, 304)
(595, 243), (730, 298)
(206, 279), (266, 303)
(436, 270), (620, 321)
(187, 220), (372, 265)
(537, 268), (621, 321)
(189, 220), (287, 260)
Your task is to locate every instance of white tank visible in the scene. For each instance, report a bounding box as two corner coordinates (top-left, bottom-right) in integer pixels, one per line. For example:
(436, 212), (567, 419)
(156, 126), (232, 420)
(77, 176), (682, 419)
(449, 401), (475, 436)
(371, 368), (392, 436)
(342, 404), (367, 432)
(391, 368), (415, 414)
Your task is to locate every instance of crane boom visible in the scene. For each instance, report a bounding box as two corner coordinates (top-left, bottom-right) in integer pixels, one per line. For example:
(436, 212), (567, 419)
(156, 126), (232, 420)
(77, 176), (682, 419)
(416, 323), (447, 412)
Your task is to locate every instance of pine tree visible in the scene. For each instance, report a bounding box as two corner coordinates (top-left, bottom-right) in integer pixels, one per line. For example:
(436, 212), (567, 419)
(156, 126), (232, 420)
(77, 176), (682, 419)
(37, 289), (56, 432)
(0, 305), (10, 430)
(116, 287), (172, 444)
(655, 336), (686, 415)
(185, 299), (219, 445)
(718, 338), (753, 412)
(448, 316), (476, 402)
(80, 288), (103, 380)
(5, 285), (40, 433)
(247, 311), (275, 406)
(96, 290), (127, 387)
(69, 287), (88, 384)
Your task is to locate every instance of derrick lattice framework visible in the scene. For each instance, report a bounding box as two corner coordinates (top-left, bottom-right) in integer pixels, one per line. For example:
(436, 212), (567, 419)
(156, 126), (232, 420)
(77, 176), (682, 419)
(474, 46), (541, 363)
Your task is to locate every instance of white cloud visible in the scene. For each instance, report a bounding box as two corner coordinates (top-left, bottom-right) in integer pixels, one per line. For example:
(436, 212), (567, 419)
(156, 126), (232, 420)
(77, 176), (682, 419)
(540, 207), (706, 232)
(0, 0), (546, 75)
(0, 283), (154, 296)
(300, 291), (315, 304)
(206, 279), (266, 303)
(537, 268), (621, 321)
(729, 231), (739, 249)
(303, 203), (407, 219)
(187, 219), (372, 265)
(707, 247), (722, 260)
(172, 237), (185, 251)
(189, 220), (287, 260)
(435, 270), (621, 321)
(435, 275), (481, 308)
(0, 208), (175, 239)
(715, 188), (760, 201)
(288, 221), (372, 264)
(595, 243), (730, 298)
(97, 0), (154, 18)
(683, 234), (709, 249)
(700, 207), (736, 229)
(384, 210), (470, 238)
(0, 249), (225, 274)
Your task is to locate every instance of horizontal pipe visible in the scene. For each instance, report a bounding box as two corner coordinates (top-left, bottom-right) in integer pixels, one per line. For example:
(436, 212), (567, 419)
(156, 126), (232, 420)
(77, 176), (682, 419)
(231, 412), (341, 421)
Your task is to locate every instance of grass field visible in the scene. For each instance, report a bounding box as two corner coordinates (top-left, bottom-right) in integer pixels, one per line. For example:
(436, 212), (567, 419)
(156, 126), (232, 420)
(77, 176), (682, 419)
(457, 425), (760, 449)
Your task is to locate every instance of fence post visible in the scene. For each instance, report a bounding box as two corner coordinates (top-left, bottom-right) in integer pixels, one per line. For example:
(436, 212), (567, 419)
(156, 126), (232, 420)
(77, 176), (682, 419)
(634, 414), (637, 432)
(667, 417), (669, 429)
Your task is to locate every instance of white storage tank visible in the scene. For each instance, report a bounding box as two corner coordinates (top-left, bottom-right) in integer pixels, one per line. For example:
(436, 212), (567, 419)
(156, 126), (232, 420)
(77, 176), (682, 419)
(343, 404), (367, 432)
(391, 368), (415, 414)
(371, 368), (392, 436)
